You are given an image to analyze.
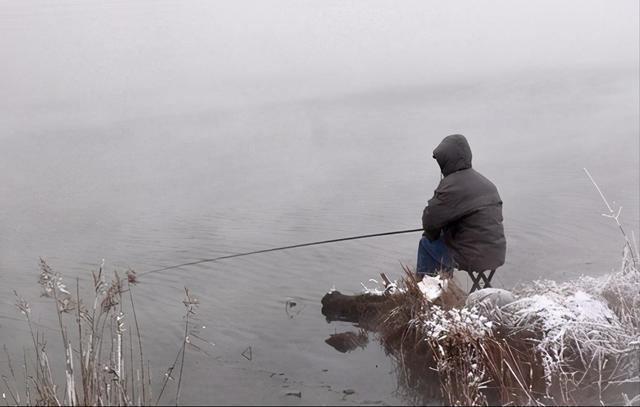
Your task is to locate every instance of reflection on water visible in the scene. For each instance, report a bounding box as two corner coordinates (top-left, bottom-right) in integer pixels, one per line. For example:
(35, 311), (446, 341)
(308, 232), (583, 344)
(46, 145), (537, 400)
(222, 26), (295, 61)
(1, 70), (638, 404)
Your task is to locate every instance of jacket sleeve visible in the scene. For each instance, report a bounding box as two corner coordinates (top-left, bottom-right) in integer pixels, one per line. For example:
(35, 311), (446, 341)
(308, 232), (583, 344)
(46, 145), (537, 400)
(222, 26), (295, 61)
(422, 209), (441, 240)
(422, 186), (457, 240)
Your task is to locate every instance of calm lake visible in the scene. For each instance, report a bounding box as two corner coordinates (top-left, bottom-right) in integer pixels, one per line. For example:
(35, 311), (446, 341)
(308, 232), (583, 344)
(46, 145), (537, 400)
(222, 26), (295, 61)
(1, 63), (638, 404)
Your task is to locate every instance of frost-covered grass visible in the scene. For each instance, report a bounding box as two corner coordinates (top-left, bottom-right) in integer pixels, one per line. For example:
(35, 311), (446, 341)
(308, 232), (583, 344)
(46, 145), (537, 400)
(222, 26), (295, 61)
(3, 259), (199, 406)
(374, 171), (640, 406)
(504, 251), (640, 405)
(375, 254), (639, 406)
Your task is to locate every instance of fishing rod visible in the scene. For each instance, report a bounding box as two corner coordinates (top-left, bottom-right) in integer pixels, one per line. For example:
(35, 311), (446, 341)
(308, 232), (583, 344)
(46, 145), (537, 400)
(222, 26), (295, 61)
(139, 227), (423, 277)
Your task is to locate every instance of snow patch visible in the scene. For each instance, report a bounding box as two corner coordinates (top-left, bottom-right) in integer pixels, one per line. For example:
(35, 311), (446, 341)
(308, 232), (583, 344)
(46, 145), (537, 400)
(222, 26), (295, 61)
(417, 275), (446, 302)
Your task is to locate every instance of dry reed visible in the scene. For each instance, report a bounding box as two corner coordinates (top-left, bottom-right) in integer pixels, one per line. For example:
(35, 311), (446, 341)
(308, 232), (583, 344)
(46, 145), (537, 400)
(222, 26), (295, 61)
(370, 169), (640, 405)
(3, 260), (197, 406)
(371, 251), (639, 406)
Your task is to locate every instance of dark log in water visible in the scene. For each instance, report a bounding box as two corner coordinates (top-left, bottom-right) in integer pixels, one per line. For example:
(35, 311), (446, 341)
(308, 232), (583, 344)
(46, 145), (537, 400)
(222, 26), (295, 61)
(320, 273), (469, 404)
(321, 273), (466, 329)
(321, 291), (390, 327)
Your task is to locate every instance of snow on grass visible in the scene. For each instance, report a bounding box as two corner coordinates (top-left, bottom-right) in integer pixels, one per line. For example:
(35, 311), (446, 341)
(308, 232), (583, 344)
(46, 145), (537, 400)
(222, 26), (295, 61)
(375, 257), (639, 405)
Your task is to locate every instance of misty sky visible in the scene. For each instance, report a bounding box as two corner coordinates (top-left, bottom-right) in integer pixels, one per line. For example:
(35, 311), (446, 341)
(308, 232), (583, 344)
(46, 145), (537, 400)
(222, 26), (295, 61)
(1, 0), (638, 123)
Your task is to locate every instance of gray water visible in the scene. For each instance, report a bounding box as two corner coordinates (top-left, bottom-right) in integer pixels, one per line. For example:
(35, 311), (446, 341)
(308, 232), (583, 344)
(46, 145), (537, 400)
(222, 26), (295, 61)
(1, 2), (639, 404)
(1, 68), (638, 405)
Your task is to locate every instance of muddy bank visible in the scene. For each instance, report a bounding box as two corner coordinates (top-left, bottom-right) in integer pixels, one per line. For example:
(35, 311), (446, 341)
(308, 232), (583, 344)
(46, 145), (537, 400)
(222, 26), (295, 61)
(321, 264), (640, 406)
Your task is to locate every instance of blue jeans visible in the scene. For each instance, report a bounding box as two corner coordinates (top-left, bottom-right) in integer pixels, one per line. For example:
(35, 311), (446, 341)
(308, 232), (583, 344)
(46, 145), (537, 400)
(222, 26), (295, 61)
(416, 236), (455, 276)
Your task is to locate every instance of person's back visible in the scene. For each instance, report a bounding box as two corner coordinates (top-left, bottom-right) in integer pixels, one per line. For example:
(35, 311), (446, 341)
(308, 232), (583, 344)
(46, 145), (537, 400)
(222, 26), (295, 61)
(418, 134), (506, 275)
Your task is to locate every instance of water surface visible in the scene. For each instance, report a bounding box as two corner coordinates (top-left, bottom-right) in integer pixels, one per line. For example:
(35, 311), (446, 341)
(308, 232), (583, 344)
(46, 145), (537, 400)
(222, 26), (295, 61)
(1, 52), (638, 407)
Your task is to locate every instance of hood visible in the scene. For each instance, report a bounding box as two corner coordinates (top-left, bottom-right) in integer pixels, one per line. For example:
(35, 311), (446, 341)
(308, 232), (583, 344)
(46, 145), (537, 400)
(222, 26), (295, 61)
(433, 134), (472, 176)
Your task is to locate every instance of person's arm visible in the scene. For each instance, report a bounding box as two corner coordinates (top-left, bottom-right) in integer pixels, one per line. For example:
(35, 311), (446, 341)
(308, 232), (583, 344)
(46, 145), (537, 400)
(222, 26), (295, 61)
(422, 205), (441, 240)
(422, 185), (456, 241)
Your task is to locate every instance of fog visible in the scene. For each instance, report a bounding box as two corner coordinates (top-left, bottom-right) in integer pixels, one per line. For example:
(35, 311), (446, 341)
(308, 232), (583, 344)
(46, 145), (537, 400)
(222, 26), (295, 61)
(0, 2), (638, 404)
(1, 0), (638, 128)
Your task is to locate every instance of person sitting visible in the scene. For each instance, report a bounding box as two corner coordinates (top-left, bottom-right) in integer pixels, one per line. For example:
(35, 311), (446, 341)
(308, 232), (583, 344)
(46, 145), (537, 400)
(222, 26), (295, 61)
(418, 134), (506, 278)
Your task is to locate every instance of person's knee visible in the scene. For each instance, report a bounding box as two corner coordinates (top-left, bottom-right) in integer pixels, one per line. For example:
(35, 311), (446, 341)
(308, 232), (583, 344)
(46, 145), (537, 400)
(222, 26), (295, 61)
(416, 270), (437, 279)
(419, 236), (433, 248)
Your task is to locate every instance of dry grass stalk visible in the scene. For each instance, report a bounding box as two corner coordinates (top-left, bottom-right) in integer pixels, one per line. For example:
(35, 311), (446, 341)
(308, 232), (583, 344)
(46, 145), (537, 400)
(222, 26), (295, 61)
(4, 259), (201, 406)
(175, 288), (198, 406)
(372, 260), (639, 406)
(370, 175), (640, 406)
(126, 269), (147, 406)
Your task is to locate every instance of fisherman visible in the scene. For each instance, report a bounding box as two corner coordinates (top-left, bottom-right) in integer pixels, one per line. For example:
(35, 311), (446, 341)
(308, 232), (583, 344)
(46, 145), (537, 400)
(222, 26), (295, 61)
(418, 134), (506, 278)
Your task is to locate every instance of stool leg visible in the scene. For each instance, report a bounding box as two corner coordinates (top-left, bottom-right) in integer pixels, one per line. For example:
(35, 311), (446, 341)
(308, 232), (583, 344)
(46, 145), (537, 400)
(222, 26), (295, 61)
(467, 269), (498, 293)
(479, 269), (496, 289)
(479, 272), (490, 289)
(467, 271), (482, 293)
(486, 269), (496, 288)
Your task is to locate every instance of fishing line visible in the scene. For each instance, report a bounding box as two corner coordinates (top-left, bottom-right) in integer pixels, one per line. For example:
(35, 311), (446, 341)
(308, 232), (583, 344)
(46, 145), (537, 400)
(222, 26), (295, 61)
(139, 228), (423, 277)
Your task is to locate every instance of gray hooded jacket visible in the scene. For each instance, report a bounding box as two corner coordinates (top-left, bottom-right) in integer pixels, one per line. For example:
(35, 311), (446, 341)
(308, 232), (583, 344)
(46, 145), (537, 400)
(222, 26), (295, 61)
(422, 134), (506, 271)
